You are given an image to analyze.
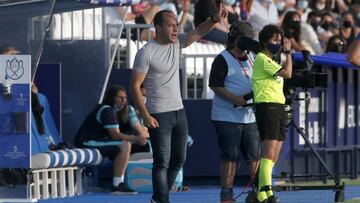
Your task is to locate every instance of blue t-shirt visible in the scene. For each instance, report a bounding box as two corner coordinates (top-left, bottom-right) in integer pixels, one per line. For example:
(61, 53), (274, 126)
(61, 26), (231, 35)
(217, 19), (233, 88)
(357, 33), (360, 40)
(209, 50), (256, 123)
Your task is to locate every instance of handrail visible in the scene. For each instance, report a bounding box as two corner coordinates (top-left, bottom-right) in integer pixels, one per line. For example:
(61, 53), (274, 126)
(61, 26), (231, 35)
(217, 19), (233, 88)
(98, 6), (129, 104)
(31, 0), (57, 83)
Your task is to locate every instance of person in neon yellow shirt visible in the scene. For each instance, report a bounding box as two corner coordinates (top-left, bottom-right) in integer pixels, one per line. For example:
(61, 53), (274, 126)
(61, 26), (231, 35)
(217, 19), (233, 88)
(251, 24), (292, 203)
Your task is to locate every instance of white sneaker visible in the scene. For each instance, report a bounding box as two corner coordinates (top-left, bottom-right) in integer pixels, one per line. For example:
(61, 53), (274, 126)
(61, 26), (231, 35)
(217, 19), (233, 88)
(150, 199), (157, 203)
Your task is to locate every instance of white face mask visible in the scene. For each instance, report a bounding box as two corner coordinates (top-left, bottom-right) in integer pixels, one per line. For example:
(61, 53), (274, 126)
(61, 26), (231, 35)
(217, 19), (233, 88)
(316, 2), (325, 10)
(276, 1), (285, 11)
(297, 0), (308, 9)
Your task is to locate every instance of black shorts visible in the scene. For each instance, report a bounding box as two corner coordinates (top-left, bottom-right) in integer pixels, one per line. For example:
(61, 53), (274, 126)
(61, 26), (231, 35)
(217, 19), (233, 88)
(214, 121), (260, 162)
(255, 103), (287, 141)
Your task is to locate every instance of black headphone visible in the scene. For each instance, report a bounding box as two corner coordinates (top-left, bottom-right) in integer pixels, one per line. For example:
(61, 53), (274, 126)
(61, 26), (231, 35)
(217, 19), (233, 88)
(227, 21), (254, 46)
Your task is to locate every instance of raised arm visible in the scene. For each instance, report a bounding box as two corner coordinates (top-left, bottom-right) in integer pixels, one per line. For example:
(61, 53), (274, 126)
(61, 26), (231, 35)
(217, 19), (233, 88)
(183, 3), (228, 47)
(277, 38), (293, 78)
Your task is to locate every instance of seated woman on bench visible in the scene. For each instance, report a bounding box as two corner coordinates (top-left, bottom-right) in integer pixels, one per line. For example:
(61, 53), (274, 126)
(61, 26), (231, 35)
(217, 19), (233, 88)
(74, 85), (148, 194)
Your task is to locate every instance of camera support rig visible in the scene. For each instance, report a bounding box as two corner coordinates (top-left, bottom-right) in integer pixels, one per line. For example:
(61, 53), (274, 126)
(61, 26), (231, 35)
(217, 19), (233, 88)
(274, 90), (345, 202)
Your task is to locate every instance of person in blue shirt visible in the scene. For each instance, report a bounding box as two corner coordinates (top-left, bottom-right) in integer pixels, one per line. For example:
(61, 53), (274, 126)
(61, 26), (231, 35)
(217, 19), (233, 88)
(209, 21), (260, 203)
(74, 85), (148, 194)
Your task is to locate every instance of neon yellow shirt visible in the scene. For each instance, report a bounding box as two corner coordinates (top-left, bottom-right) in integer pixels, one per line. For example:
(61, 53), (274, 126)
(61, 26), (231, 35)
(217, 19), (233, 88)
(251, 52), (286, 104)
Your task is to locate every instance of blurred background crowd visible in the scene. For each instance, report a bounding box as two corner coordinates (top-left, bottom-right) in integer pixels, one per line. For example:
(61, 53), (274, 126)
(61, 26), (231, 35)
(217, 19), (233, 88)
(114, 0), (359, 55)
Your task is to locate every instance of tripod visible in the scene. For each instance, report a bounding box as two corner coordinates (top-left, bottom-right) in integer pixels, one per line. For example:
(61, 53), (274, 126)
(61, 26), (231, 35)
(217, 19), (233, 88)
(274, 92), (345, 202)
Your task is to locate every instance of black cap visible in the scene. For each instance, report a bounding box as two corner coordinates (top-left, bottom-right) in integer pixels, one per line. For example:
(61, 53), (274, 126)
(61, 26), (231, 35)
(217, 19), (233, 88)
(228, 21), (255, 39)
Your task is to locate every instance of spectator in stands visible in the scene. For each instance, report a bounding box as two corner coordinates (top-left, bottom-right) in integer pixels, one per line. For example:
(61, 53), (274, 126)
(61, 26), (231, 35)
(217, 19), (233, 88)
(74, 85), (148, 194)
(296, 0), (312, 22)
(307, 10), (322, 32)
(321, 12), (339, 35)
(317, 12), (338, 48)
(160, 0), (192, 33)
(325, 34), (347, 53)
(329, 0), (349, 14)
(339, 12), (360, 50)
(237, 0), (254, 20)
(300, 11), (324, 54)
(310, 0), (331, 14)
(209, 21), (260, 203)
(105, 6), (136, 25)
(159, 0), (178, 14)
(277, 0), (297, 24)
(347, 33), (360, 66)
(281, 11), (306, 51)
(130, 7), (228, 203)
(248, 0), (279, 36)
(131, 0), (161, 41)
(194, 0), (230, 44)
(251, 24), (292, 203)
(223, 0), (240, 25)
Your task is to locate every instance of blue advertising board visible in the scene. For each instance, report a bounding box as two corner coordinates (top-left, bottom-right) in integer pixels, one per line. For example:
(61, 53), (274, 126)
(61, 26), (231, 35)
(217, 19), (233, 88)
(0, 55), (31, 168)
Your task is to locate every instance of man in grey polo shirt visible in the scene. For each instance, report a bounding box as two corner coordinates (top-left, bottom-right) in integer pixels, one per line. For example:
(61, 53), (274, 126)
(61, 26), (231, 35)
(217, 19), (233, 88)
(130, 5), (228, 203)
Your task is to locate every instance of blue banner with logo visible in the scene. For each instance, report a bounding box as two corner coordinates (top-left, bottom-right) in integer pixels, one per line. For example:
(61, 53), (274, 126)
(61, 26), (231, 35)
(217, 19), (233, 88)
(0, 55), (31, 168)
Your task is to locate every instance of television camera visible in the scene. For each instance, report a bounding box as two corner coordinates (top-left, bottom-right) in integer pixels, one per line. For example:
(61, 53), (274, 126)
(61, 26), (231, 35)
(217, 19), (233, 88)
(237, 37), (327, 91)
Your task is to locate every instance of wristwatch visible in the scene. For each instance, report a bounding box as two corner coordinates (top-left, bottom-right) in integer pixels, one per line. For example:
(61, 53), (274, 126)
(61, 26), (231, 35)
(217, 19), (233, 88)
(210, 15), (220, 23)
(284, 50), (291, 55)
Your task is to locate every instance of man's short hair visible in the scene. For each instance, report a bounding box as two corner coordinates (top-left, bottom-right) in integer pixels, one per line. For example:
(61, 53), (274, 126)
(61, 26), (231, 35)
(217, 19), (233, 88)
(321, 12), (333, 19)
(307, 11), (321, 22)
(153, 10), (174, 27)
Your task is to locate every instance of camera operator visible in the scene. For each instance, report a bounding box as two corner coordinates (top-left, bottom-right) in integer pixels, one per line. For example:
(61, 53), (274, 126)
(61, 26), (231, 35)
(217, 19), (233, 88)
(209, 21), (260, 203)
(251, 24), (292, 203)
